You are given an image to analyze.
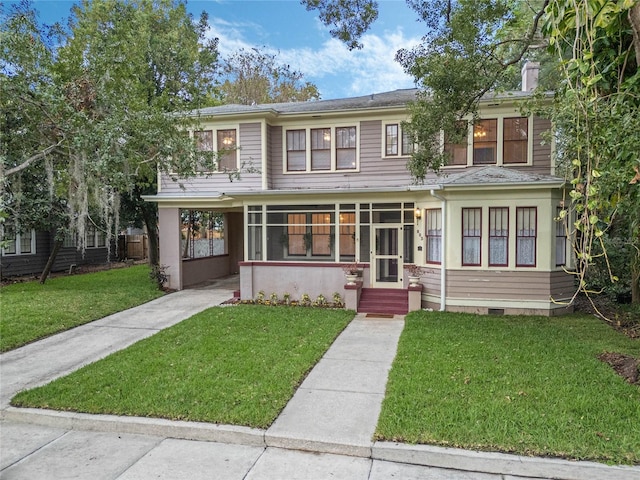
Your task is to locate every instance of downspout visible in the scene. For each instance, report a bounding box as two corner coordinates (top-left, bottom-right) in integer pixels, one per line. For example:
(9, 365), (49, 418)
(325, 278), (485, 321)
(430, 189), (446, 311)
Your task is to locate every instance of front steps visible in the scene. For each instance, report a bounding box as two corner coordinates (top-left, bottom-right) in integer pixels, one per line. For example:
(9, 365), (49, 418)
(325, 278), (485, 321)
(357, 288), (409, 315)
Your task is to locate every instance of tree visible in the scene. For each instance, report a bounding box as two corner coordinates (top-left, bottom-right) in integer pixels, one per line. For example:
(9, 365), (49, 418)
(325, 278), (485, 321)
(219, 47), (320, 105)
(305, 0), (639, 305)
(1, 2), (74, 281)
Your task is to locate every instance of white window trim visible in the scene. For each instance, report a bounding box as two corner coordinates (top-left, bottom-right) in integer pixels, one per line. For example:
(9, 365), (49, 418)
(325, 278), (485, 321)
(1, 228), (36, 256)
(191, 124), (240, 174)
(441, 114), (534, 168)
(382, 122), (414, 158)
(282, 125), (360, 174)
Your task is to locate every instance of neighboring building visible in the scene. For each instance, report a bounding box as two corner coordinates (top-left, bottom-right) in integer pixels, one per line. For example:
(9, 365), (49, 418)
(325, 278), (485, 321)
(145, 63), (574, 315)
(1, 226), (113, 278)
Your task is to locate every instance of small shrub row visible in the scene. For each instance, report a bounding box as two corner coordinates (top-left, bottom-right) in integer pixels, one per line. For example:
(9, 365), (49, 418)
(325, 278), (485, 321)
(239, 290), (344, 308)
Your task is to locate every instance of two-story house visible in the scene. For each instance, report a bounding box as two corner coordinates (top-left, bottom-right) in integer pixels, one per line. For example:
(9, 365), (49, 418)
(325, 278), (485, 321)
(146, 64), (575, 315)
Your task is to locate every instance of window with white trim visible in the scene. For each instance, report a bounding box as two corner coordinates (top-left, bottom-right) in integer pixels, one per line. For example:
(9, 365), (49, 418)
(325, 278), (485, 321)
(2, 227), (36, 255)
(425, 209), (442, 264)
(285, 127), (358, 172)
(384, 123), (413, 157)
(194, 128), (238, 172)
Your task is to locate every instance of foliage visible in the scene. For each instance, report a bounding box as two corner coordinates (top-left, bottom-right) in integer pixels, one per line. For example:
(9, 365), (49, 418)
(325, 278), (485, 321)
(11, 305), (353, 428)
(219, 47), (320, 104)
(301, 0), (378, 50)
(377, 311), (640, 464)
(149, 263), (169, 290)
(542, 0), (640, 305)
(0, 264), (163, 352)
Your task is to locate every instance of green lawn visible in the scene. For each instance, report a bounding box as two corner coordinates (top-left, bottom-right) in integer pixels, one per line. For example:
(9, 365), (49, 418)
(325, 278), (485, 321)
(0, 265), (164, 352)
(376, 311), (640, 465)
(11, 305), (353, 428)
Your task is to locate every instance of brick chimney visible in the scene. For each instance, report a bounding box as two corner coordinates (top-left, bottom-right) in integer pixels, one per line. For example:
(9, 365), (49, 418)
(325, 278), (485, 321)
(521, 61), (540, 92)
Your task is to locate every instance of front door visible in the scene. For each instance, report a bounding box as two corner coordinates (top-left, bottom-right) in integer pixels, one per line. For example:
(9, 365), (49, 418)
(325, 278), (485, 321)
(371, 225), (403, 288)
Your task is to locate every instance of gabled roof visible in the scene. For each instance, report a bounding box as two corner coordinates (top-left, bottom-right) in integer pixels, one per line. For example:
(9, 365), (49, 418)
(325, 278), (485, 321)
(439, 166), (564, 187)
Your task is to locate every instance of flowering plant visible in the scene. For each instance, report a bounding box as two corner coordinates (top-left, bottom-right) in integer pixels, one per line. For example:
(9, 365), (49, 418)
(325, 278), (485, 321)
(404, 264), (424, 276)
(342, 262), (360, 275)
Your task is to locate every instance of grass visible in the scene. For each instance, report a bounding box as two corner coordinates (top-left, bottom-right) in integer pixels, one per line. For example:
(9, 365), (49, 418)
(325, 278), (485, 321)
(376, 311), (640, 465)
(11, 305), (353, 428)
(0, 265), (164, 352)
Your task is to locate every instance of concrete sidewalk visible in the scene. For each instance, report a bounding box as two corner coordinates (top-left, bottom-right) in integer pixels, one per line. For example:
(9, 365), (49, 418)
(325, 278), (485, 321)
(1, 291), (639, 480)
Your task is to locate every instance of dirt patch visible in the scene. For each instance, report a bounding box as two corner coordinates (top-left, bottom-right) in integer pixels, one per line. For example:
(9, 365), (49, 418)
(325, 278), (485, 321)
(574, 294), (640, 339)
(598, 352), (640, 385)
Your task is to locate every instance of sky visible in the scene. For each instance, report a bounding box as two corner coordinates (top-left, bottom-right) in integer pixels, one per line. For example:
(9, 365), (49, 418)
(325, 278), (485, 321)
(15, 0), (426, 99)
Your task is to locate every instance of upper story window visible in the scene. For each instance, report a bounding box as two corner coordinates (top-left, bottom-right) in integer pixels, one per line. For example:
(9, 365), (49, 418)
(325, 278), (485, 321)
(444, 116), (531, 167)
(2, 226), (36, 255)
(503, 117), (528, 164)
(443, 121), (468, 166)
(195, 128), (238, 172)
(285, 126), (358, 173)
(385, 124), (413, 157)
(473, 119), (498, 165)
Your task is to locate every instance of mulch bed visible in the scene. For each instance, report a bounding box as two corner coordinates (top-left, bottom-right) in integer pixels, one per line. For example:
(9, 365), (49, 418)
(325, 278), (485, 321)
(598, 352), (640, 385)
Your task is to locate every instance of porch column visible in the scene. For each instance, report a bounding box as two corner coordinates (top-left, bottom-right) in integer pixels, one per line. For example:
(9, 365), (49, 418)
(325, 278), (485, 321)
(158, 207), (183, 290)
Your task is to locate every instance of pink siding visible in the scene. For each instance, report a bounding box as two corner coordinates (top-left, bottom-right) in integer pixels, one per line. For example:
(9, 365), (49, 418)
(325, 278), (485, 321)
(182, 255), (231, 288)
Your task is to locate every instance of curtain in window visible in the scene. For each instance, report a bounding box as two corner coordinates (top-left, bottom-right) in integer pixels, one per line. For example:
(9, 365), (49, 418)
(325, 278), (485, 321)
(386, 124), (398, 155)
(336, 126), (356, 169)
(287, 130), (306, 171)
(426, 209), (442, 263)
(516, 207), (537, 266)
(489, 207), (508, 266)
(462, 208), (481, 265)
(311, 128), (331, 170)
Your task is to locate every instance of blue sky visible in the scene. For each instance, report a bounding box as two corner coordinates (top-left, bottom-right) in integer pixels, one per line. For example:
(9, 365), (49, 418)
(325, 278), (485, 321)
(18, 0), (425, 99)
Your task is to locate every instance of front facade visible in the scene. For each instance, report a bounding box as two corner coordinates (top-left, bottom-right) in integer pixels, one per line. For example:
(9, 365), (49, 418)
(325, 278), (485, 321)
(147, 79), (574, 315)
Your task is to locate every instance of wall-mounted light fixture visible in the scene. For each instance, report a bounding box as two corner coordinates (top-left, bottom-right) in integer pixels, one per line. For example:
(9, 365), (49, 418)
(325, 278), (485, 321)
(414, 208), (422, 220)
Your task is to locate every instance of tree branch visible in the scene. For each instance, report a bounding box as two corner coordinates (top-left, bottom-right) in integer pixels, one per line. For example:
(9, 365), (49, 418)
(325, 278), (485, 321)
(4, 139), (64, 177)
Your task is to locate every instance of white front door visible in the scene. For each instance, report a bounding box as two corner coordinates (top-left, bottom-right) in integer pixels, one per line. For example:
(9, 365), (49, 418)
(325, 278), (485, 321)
(371, 225), (403, 288)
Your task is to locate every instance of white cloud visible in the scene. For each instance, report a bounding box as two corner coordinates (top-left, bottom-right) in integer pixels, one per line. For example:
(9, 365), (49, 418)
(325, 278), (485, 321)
(206, 16), (421, 99)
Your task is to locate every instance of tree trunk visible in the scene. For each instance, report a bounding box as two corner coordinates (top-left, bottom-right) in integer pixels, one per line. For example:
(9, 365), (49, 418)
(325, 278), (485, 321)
(140, 202), (159, 267)
(39, 239), (63, 284)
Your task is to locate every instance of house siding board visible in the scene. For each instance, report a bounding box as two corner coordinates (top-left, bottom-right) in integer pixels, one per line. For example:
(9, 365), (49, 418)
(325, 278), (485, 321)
(446, 269), (569, 301)
(239, 122), (262, 171)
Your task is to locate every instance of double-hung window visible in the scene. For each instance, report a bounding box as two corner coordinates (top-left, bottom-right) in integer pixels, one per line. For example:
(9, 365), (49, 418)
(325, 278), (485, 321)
(311, 128), (331, 170)
(286, 130), (306, 171)
(217, 129), (237, 170)
(336, 126), (356, 169)
(489, 207), (508, 266)
(385, 124), (413, 157)
(516, 207), (537, 267)
(195, 128), (238, 172)
(443, 121), (468, 166)
(462, 208), (482, 266)
(2, 226), (35, 255)
(503, 117), (528, 164)
(286, 127), (357, 172)
(473, 119), (498, 165)
(426, 209), (442, 264)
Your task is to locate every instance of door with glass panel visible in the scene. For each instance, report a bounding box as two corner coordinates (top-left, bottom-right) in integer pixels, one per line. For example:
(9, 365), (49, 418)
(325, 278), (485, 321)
(371, 225), (403, 288)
